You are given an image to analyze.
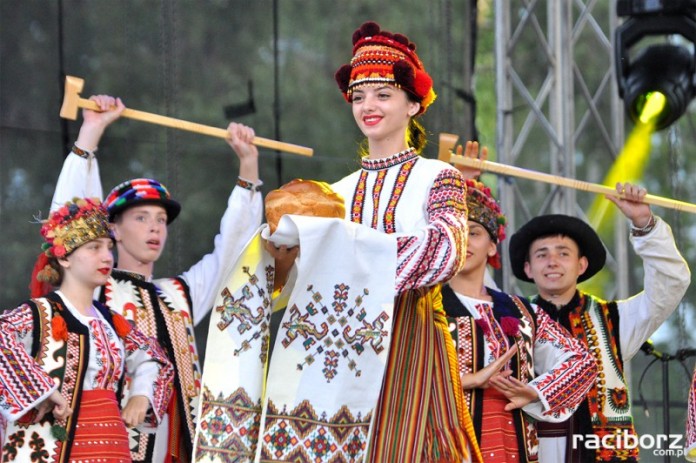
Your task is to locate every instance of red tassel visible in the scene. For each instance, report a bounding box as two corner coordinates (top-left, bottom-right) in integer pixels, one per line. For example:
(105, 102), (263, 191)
(29, 253), (53, 298)
(487, 252), (502, 270)
(112, 313), (132, 338)
(51, 314), (68, 342)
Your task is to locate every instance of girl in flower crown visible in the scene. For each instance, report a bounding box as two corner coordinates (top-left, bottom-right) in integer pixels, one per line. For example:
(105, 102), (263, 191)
(443, 179), (597, 463)
(0, 198), (174, 463)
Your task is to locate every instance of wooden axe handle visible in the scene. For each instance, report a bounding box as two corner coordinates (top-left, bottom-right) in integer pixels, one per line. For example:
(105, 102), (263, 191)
(450, 154), (696, 214)
(64, 93), (313, 157)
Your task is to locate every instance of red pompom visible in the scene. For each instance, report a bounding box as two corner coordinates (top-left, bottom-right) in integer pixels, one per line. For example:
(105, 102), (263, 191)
(29, 253), (53, 298)
(352, 29), (363, 45)
(393, 33), (409, 46)
(413, 69), (433, 98)
(112, 313), (132, 338)
(51, 314), (68, 342)
(353, 21), (380, 44)
(475, 318), (491, 336)
(381, 31), (393, 40)
(334, 64), (352, 93)
(360, 21), (380, 37)
(393, 60), (414, 88)
(501, 316), (520, 337)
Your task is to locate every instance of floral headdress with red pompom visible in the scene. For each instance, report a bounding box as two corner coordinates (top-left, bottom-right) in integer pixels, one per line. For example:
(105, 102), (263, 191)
(30, 198), (112, 298)
(465, 179), (507, 269)
(40, 197), (111, 259)
(334, 21), (436, 115)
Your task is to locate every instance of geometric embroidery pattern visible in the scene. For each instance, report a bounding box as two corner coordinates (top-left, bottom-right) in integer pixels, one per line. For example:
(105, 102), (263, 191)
(156, 279), (203, 441)
(195, 386), (262, 463)
(280, 283), (389, 383)
(214, 266), (273, 363)
(260, 399), (371, 463)
(104, 272), (202, 461)
(382, 158), (416, 234)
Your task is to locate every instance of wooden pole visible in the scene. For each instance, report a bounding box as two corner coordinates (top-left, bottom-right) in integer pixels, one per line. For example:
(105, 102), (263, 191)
(60, 75), (313, 157)
(450, 154), (696, 214)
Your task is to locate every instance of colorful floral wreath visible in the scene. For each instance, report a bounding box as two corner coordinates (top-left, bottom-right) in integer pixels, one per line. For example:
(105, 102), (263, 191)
(465, 179), (507, 268)
(40, 197), (111, 259)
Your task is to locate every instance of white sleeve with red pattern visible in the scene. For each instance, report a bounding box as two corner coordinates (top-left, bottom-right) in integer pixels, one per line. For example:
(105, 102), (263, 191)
(123, 327), (175, 427)
(394, 168), (467, 293)
(0, 304), (58, 420)
(524, 305), (598, 422)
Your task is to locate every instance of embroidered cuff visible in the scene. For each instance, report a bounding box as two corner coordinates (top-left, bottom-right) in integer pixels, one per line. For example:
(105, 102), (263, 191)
(630, 214), (657, 237)
(236, 177), (262, 192)
(71, 144), (96, 159)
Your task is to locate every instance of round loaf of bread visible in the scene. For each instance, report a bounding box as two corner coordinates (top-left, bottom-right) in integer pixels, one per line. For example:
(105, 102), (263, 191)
(265, 179), (346, 234)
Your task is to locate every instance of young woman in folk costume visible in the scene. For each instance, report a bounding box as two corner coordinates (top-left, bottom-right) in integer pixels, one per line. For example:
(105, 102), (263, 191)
(443, 180), (597, 463)
(330, 21), (481, 462)
(49, 95), (262, 463)
(0, 198), (173, 463)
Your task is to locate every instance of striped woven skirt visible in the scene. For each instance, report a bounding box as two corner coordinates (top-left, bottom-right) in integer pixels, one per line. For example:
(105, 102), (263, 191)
(69, 389), (132, 462)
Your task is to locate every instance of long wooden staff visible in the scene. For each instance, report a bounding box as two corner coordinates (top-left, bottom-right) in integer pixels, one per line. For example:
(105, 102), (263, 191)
(449, 153), (696, 214)
(60, 75), (313, 157)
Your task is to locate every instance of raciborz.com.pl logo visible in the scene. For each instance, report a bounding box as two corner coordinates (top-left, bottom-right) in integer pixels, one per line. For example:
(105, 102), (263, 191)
(572, 431), (685, 458)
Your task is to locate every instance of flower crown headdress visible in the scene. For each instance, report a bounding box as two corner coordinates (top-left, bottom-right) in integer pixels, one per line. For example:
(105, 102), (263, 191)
(40, 197), (111, 259)
(465, 179), (507, 268)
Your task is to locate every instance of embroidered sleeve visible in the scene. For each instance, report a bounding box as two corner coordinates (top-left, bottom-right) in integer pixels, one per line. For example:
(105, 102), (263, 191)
(395, 168), (468, 292)
(122, 326), (174, 427)
(524, 306), (597, 421)
(686, 365), (696, 461)
(0, 304), (57, 420)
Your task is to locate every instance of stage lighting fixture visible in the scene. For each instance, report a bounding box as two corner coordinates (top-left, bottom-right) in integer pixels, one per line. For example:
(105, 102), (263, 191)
(615, 6), (696, 130)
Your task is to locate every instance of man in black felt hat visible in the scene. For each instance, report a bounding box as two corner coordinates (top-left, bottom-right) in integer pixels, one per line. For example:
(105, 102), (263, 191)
(509, 182), (690, 463)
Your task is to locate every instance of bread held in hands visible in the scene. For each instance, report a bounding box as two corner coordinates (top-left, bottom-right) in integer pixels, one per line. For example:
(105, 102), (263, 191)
(264, 179), (346, 234)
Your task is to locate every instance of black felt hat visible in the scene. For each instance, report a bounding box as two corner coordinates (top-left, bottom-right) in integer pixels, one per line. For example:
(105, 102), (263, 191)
(508, 214), (606, 283)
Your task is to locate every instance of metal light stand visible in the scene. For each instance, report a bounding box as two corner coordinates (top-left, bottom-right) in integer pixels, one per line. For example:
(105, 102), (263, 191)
(639, 343), (696, 463)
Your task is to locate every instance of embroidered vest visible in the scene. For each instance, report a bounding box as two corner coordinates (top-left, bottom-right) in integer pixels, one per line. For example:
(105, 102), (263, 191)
(101, 270), (201, 462)
(443, 285), (540, 462)
(533, 292), (638, 463)
(2, 293), (119, 463)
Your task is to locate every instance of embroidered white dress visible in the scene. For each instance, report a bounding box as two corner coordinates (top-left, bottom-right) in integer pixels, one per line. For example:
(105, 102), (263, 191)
(194, 149), (475, 463)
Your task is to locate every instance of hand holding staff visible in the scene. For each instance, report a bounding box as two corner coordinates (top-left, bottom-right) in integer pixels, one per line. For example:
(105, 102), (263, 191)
(439, 131), (696, 214)
(60, 76), (313, 157)
(448, 152), (696, 214)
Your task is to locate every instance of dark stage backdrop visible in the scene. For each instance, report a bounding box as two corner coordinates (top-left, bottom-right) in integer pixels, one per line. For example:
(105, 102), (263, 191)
(0, 0), (479, 359)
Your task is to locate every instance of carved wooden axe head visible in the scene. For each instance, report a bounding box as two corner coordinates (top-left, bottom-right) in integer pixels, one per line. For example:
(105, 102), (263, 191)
(438, 132), (460, 163)
(59, 75), (85, 120)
